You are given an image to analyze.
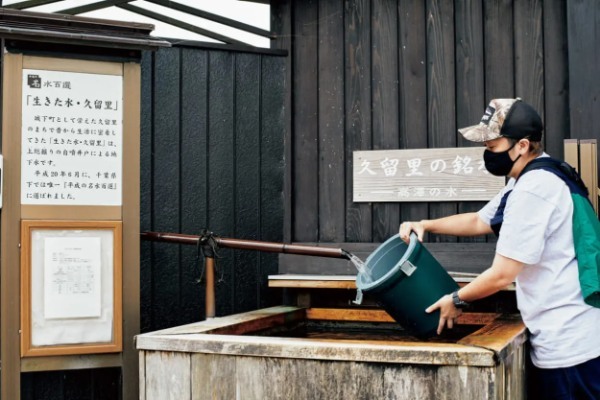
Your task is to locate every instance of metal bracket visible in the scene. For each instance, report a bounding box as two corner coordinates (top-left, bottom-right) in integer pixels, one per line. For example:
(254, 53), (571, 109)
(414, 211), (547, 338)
(400, 260), (417, 276)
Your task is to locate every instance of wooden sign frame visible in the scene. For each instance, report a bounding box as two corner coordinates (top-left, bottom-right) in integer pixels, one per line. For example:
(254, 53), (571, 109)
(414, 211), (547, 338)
(20, 220), (123, 357)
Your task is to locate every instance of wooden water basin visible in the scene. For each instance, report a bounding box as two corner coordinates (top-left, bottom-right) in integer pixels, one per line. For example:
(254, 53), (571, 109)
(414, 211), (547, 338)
(137, 306), (527, 400)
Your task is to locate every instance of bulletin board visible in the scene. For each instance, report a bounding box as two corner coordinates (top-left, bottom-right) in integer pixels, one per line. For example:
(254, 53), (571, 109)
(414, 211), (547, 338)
(20, 220), (122, 357)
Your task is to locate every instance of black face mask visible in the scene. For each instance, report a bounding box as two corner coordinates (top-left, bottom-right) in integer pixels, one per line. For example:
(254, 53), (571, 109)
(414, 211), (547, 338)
(483, 141), (521, 176)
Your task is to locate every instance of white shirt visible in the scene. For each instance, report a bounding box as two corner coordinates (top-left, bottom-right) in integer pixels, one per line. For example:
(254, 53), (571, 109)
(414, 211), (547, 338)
(478, 157), (600, 368)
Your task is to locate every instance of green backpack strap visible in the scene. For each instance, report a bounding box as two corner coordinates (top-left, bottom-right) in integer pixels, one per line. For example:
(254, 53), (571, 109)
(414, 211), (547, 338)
(520, 158), (600, 308)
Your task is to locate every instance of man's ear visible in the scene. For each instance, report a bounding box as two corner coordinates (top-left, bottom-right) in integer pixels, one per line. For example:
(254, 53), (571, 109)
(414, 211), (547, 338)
(518, 138), (531, 154)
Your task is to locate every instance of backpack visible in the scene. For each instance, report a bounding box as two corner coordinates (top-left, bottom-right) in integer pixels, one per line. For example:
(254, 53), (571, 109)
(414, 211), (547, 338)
(516, 157), (600, 308)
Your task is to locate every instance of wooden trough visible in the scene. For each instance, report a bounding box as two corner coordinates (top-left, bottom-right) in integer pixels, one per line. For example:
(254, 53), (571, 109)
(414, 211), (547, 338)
(137, 306), (526, 399)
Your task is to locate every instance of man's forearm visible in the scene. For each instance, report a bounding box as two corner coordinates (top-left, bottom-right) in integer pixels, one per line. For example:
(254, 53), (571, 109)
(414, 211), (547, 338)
(422, 212), (492, 237)
(457, 253), (524, 302)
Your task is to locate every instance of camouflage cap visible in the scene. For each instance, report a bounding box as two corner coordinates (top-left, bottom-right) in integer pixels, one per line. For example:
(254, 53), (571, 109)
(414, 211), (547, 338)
(458, 99), (520, 142)
(458, 98), (543, 143)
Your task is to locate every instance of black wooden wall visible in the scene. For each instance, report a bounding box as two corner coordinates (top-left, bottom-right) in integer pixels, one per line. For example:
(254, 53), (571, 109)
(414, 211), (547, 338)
(139, 44), (286, 332)
(271, 0), (576, 244)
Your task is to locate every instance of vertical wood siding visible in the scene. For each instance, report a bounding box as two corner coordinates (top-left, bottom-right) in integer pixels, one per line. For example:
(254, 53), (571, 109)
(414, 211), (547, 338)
(140, 46), (286, 332)
(272, 0), (577, 244)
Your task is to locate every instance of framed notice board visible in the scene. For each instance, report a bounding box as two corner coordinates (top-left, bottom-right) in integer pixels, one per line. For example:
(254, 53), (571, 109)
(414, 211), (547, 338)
(20, 220), (123, 357)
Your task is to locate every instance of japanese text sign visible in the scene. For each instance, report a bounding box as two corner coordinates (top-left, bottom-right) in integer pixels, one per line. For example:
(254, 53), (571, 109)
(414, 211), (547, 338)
(21, 69), (123, 206)
(353, 147), (505, 202)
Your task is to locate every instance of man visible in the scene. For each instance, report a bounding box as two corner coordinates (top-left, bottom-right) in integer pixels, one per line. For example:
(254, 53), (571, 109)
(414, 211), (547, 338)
(399, 98), (600, 399)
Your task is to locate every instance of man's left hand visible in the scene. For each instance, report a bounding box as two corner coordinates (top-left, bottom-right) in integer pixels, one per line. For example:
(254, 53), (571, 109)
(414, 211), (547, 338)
(425, 294), (462, 335)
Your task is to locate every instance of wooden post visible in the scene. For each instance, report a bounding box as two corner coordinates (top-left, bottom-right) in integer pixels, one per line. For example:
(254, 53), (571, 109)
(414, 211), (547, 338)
(205, 256), (216, 318)
(579, 140), (598, 214)
(564, 139), (598, 215)
(1, 51), (23, 400)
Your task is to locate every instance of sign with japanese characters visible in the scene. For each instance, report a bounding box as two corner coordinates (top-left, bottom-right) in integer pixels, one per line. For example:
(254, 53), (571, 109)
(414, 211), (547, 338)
(353, 147), (505, 202)
(21, 69), (123, 205)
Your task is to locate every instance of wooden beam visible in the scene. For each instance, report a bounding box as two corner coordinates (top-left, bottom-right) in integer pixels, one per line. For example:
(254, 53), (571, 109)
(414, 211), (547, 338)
(58, 0), (134, 15)
(118, 3), (247, 46)
(3, 0), (63, 9)
(146, 0), (274, 39)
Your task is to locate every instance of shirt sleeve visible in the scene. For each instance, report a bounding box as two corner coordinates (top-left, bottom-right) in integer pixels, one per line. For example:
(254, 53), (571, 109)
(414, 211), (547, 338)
(495, 189), (558, 265)
(478, 179), (515, 226)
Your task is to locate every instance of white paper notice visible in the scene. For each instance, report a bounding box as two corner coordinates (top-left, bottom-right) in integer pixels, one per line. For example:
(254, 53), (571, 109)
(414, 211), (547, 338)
(21, 69), (123, 205)
(44, 237), (102, 319)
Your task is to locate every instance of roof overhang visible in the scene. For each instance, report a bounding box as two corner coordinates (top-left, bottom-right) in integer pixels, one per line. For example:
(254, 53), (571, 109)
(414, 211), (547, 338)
(0, 9), (171, 51)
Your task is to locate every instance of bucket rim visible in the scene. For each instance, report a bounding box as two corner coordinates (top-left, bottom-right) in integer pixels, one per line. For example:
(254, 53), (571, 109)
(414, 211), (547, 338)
(356, 232), (418, 291)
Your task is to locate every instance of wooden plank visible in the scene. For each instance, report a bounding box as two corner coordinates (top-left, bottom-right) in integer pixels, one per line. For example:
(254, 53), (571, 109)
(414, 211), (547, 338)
(353, 148), (504, 202)
(318, 0), (346, 242)
(567, 0), (600, 143)
(398, 0), (429, 225)
(458, 315), (527, 357)
(21, 354), (121, 372)
(426, 0), (457, 243)
(122, 61), (142, 400)
(208, 50), (236, 316)
(139, 352), (146, 400)
(563, 139), (579, 171)
(268, 275), (514, 290)
(269, 279), (356, 289)
(270, 0), (293, 243)
(371, 0), (399, 241)
(434, 366), (495, 400)
(455, 0), (488, 238)
(192, 354), (236, 400)
(304, 308), (500, 326)
(206, 310), (306, 335)
(144, 351), (191, 400)
(383, 366), (436, 399)
(260, 55), (286, 308)
(236, 356), (381, 399)
(484, 0), (514, 100)
(152, 47), (182, 329)
(140, 50), (154, 333)
(344, 0), (372, 242)
(180, 48), (208, 322)
(235, 52), (261, 312)
(514, 0), (544, 122)
(292, 0), (319, 242)
(1, 52), (22, 400)
(22, 56), (122, 75)
(278, 242), (496, 275)
(579, 140), (598, 213)
(543, 0), (569, 159)
(137, 332), (495, 366)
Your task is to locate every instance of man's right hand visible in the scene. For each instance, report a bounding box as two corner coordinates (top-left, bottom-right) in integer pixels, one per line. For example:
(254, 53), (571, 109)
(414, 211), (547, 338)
(399, 221), (426, 243)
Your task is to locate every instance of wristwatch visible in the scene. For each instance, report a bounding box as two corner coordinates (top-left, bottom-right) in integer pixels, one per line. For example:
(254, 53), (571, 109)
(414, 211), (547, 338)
(451, 290), (469, 309)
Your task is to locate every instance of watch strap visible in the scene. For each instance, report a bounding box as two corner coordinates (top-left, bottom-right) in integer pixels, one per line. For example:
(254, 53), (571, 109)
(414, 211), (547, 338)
(452, 290), (469, 308)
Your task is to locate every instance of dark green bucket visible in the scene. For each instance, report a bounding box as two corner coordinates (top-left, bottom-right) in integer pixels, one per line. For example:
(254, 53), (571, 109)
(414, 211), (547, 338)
(355, 233), (459, 337)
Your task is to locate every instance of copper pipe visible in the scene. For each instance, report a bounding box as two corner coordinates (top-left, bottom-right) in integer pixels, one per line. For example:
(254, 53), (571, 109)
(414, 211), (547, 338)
(140, 231), (350, 321)
(205, 256), (215, 319)
(140, 231), (348, 259)
(141, 231), (200, 245)
(214, 237), (345, 258)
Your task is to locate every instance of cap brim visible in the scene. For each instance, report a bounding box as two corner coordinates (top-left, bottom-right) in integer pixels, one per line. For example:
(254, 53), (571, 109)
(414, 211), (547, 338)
(458, 124), (502, 142)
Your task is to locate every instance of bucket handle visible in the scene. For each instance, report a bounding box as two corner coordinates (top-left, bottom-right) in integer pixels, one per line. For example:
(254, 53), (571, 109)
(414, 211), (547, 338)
(397, 232), (419, 276)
